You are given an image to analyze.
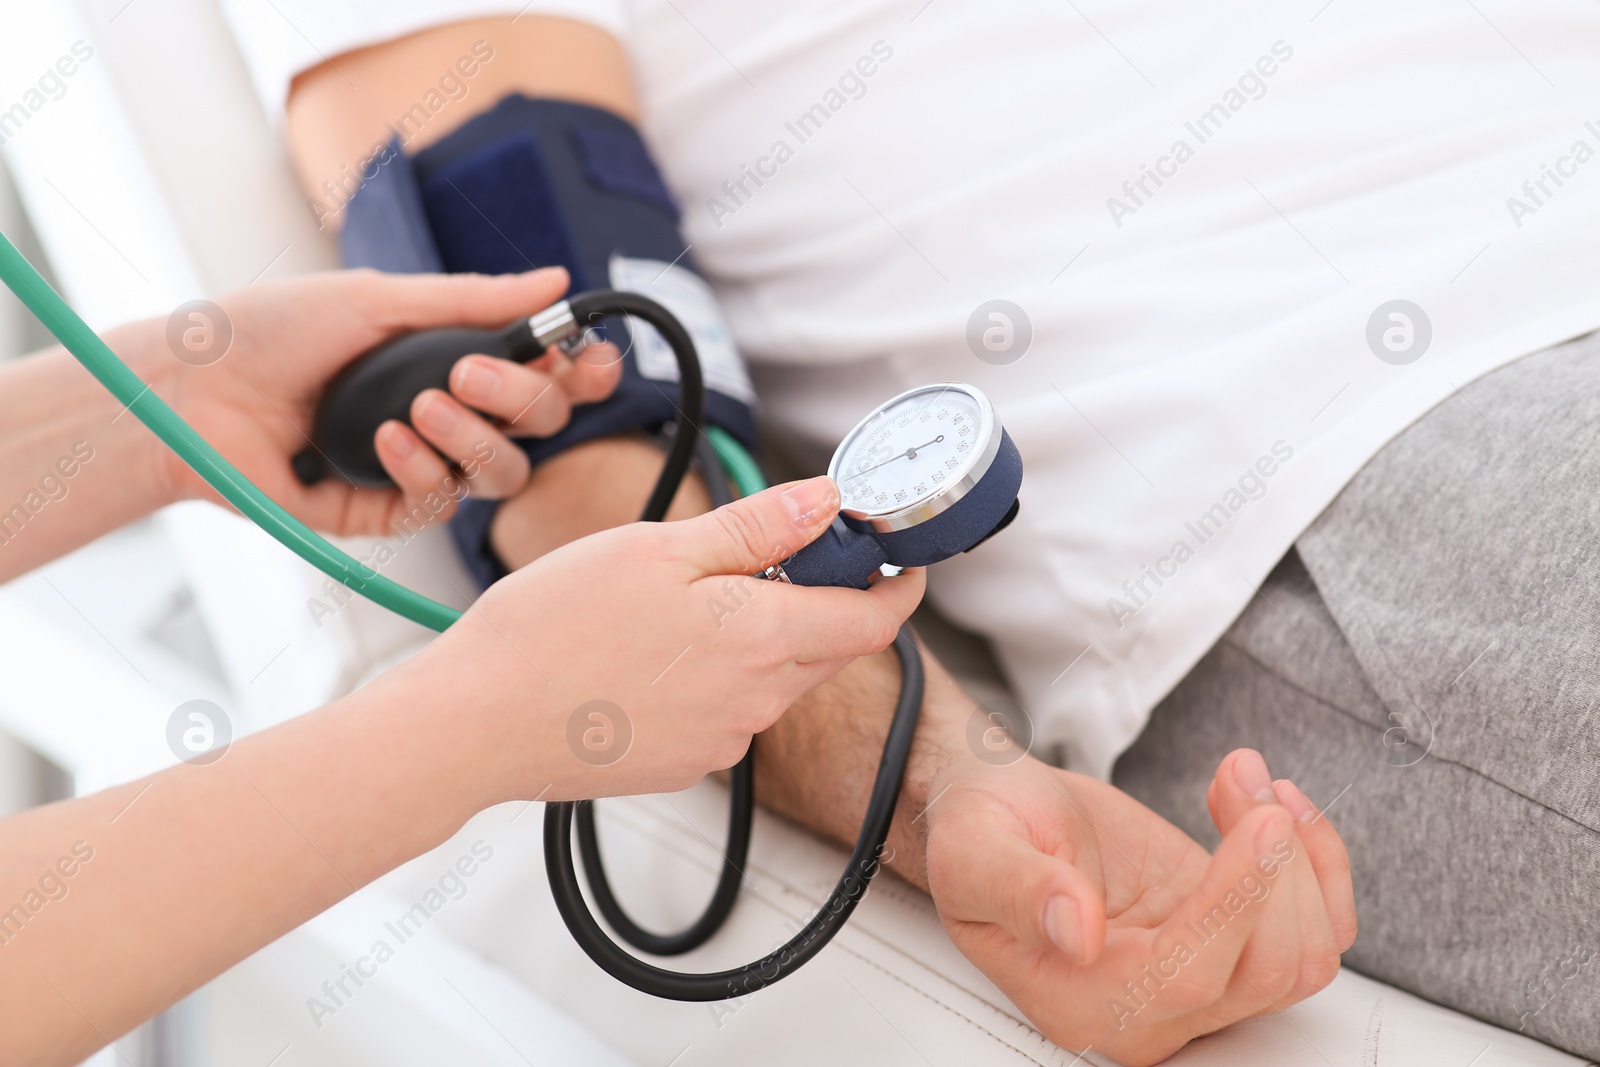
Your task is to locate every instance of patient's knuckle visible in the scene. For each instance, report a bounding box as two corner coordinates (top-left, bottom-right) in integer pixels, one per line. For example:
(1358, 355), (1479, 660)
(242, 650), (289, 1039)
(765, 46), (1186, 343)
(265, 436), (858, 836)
(1098, 1043), (1169, 1067)
(1296, 950), (1342, 998)
(1253, 959), (1302, 1001)
(1319, 845), (1352, 883)
(1336, 911), (1358, 952)
(1172, 967), (1230, 1010)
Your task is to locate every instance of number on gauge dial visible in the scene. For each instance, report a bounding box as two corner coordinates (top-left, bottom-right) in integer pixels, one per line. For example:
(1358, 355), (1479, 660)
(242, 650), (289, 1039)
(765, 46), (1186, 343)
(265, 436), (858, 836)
(837, 389), (982, 514)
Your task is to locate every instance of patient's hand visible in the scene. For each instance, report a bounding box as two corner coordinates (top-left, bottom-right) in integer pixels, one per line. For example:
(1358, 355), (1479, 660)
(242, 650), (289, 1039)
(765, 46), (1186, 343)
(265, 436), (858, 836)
(922, 749), (1356, 1065)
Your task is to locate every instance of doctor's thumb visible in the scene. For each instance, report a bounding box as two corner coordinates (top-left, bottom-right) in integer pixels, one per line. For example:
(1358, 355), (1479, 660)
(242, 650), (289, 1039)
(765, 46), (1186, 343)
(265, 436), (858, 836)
(674, 476), (840, 577)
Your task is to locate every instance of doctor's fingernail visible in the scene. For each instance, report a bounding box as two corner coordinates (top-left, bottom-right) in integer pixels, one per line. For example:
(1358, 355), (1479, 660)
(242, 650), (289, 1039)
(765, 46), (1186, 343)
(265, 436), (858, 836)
(1273, 779), (1318, 823)
(1232, 750), (1276, 803)
(1043, 895), (1081, 958)
(378, 421), (415, 459)
(454, 359), (502, 401)
(528, 264), (568, 286)
(781, 477), (838, 527)
(415, 392), (461, 435)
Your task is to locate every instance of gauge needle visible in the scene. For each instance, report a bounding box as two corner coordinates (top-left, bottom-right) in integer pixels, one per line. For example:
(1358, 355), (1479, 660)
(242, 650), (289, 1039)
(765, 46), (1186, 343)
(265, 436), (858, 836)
(843, 436), (945, 481)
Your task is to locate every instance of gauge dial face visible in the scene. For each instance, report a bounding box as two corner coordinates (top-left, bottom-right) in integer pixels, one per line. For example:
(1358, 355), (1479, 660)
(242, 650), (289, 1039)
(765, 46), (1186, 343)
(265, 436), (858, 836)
(834, 385), (991, 518)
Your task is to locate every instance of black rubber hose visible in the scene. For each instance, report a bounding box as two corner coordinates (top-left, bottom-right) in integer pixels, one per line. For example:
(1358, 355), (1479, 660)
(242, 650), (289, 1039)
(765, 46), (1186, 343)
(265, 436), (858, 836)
(565, 289), (703, 524)
(555, 288), (747, 958)
(574, 752), (754, 956)
(574, 420), (749, 956)
(549, 287), (925, 999)
(545, 627), (924, 1001)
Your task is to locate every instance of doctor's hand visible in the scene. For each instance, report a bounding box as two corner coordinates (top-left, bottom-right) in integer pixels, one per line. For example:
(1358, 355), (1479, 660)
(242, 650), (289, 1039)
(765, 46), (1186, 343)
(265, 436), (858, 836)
(380, 476), (925, 803)
(922, 749), (1356, 1066)
(135, 266), (619, 534)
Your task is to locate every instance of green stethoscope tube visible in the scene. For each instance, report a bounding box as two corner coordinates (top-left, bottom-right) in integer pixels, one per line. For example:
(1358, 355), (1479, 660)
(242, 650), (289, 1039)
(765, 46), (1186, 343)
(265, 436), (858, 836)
(705, 424), (765, 497)
(0, 230), (766, 635)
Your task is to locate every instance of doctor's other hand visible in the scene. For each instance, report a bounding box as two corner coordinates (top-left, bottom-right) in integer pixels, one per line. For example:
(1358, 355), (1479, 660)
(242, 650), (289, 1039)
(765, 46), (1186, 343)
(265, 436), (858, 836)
(380, 476), (925, 803)
(128, 266), (619, 535)
(922, 749), (1356, 1066)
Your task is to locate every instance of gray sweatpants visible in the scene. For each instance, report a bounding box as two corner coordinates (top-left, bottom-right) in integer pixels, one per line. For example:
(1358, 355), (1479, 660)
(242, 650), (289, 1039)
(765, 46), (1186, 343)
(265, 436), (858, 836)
(1113, 330), (1600, 1059)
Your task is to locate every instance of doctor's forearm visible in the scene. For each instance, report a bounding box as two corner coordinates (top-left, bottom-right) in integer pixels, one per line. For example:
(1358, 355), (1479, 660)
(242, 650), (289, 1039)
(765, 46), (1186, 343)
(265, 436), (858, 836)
(0, 337), (175, 581)
(0, 666), (490, 1067)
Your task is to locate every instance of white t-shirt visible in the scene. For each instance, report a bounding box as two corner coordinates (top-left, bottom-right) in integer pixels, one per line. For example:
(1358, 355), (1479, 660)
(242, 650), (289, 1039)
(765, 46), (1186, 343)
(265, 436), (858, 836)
(225, 0), (1600, 778)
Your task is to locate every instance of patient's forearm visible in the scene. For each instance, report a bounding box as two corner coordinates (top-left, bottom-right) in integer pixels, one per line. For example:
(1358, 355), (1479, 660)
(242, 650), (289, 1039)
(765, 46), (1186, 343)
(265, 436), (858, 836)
(751, 643), (972, 891)
(490, 435), (711, 569)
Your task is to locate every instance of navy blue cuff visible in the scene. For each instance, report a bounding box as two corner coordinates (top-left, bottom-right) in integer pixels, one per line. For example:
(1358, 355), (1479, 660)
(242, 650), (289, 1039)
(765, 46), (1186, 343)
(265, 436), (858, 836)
(337, 95), (760, 589)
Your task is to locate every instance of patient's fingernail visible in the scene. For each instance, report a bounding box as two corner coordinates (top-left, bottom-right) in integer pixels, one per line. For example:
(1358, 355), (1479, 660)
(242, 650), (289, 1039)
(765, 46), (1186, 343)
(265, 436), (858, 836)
(1232, 750), (1276, 803)
(1043, 895), (1081, 958)
(1257, 810), (1292, 860)
(454, 359), (502, 401)
(780, 477), (838, 527)
(1273, 779), (1319, 823)
(415, 392), (460, 435)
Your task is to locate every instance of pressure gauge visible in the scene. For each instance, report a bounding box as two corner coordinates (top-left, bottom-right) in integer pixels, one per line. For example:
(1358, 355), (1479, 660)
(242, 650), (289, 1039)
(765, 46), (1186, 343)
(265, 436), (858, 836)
(832, 383), (1000, 529)
(774, 383), (1023, 589)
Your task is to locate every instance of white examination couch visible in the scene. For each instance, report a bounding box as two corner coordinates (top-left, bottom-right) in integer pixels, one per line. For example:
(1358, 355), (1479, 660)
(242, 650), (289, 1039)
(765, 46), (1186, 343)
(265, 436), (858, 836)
(0, 4), (1585, 1065)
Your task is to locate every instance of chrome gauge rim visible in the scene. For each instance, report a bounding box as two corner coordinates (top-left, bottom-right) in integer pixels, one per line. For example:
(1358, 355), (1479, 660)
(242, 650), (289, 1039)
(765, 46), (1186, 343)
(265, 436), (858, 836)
(827, 382), (1000, 533)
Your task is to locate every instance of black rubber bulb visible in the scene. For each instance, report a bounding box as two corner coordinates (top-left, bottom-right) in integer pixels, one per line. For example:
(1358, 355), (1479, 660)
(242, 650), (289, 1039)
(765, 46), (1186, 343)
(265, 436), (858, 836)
(296, 288), (701, 527)
(293, 318), (544, 488)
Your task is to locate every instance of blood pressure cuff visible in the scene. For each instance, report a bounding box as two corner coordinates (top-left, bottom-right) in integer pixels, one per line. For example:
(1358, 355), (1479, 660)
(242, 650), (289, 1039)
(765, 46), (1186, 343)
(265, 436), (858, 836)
(338, 94), (759, 587)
